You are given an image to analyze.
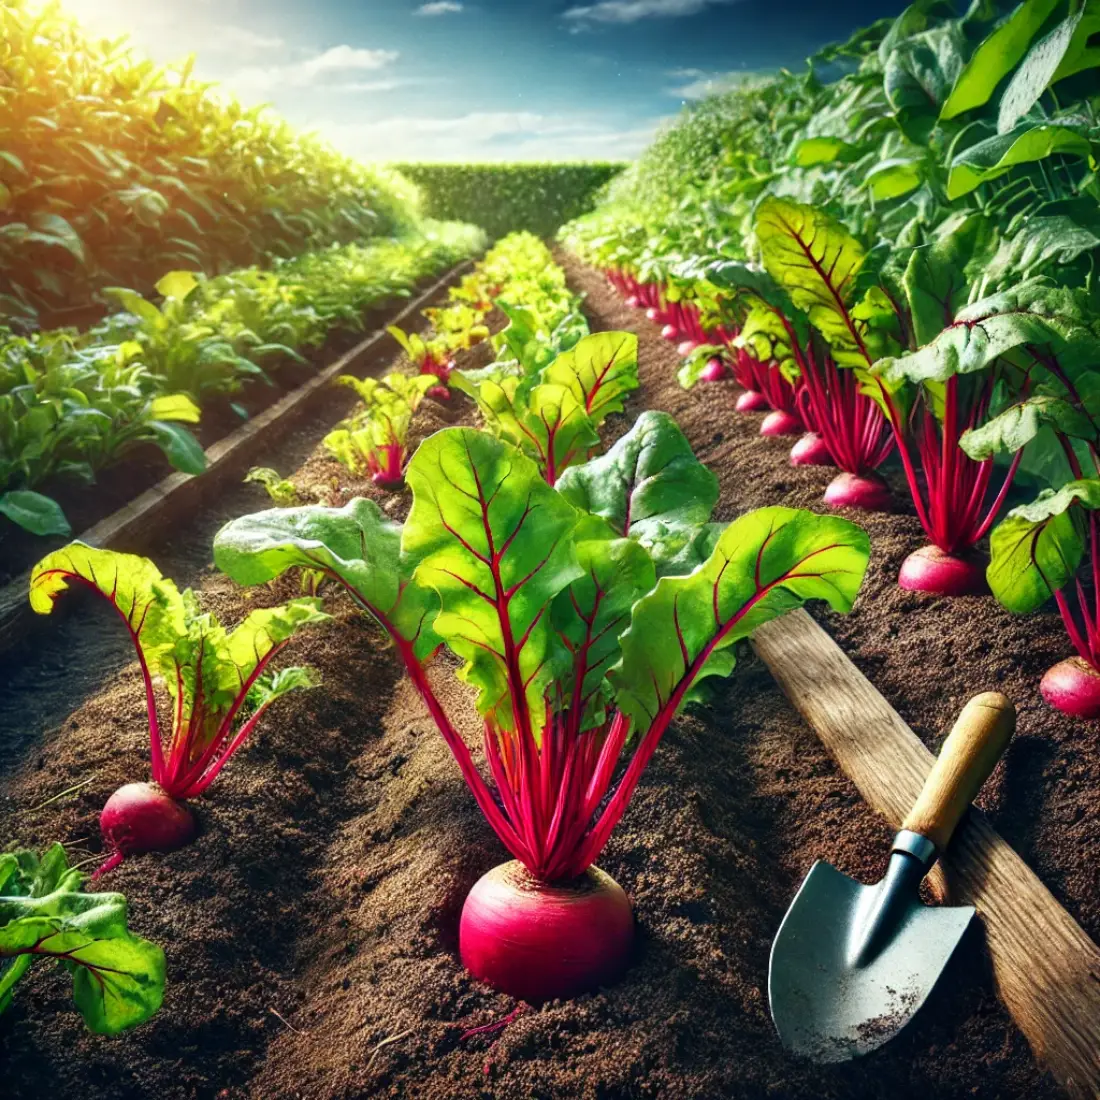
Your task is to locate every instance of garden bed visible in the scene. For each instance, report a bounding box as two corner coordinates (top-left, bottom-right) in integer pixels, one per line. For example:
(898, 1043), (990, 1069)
(0, 264), (472, 593)
(1, 256), (1092, 1099)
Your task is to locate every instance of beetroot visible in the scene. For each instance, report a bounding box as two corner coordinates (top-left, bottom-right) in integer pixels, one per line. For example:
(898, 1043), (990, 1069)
(824, 471), (892, 511)
(1040, 658), (1100, 719)
(96, 783), (196, 877)
(645, 307), (661, 322)
(700, 357), (727, 382)
(660, 323), (680, 342)
(735, 390), (770, 413)
(459, 862), (634, 1002)
(760, 410), (803, 437)
(624, 294), (640, 308)
(790, 432), (833, 467)
(677, 339), (701, 358)
(426, 384), (451, 402)
(898, 545), (988, 596)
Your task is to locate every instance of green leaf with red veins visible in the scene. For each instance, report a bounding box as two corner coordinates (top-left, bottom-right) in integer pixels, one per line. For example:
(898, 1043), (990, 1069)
(555, 410), (718, 570)
(754, 198), (869, 366)
(875, 279), (1094, 387)
(452, 372), (599, 480)
(610, 507), (870, 730)
(552, 517), (656, 725)
(29, 542), (185, 663)
(212, 499), (439, 659)
(987, 479), (1100, 614)
(0, 844), (165, 1035)
(403, 428), (583, 736)
(540, 331), (639, 427)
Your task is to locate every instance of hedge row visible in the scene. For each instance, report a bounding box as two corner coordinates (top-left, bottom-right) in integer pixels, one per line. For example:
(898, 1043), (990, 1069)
(391, 164), (625, 241)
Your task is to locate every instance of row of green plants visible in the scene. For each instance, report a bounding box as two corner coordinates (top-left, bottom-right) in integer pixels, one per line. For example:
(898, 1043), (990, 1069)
(0, 221), (485, 538)
(320, 230), (599, 491)
(1, 0), (425, 324)
(390, 163), (624, 241)
(563, 0), (1100, 720)
(12, 411), (870, 1031)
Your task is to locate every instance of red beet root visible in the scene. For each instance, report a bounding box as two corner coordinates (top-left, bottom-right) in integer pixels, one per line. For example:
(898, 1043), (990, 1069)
(790, 432), (833, 467)
(898, 545), (988, 596)
(700, 357), (727, 382)
(660, 324), (680, 342)
(677, 340), (701, 358)
(824, 472), (892, 511)
(1040, 657), (1100, 719)
(624, 295), (640, 309)
(760, 410), (803, 437)
(735, 390), (770, 413)
(97, 782), (196, 876)
(645, 307), (661, 322)
(427, 384), (451, 402)
(459, 861), (634, 1002)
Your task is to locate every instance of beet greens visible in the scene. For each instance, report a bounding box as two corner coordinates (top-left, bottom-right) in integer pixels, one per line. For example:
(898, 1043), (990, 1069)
(214, 414), (869, 881)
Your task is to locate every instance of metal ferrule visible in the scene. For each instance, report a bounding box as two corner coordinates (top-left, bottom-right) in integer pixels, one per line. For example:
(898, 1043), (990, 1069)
(890, 829), (937, 869)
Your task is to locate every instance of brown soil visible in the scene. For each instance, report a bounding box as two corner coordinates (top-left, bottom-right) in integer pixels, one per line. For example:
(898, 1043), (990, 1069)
(1, 252), (1093, 1099)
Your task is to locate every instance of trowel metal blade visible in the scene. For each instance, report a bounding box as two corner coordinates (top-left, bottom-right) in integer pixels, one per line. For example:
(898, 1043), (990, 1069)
(768, 860), (974, 1063)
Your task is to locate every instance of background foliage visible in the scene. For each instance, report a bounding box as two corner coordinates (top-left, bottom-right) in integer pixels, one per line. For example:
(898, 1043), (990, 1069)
(392, 163), (624, 240)
(0, 0), (423, 326)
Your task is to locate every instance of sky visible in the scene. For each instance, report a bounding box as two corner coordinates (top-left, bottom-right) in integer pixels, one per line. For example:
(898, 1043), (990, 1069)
(57, 0), (910, 163)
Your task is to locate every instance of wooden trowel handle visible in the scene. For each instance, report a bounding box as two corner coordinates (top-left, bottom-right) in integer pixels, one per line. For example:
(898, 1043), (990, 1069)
(902, 692), (1015, 852)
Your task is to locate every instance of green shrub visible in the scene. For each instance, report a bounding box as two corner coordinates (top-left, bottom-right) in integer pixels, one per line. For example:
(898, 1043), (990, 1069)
(0, 1), (424, 324)
(391, 164), (625, 240)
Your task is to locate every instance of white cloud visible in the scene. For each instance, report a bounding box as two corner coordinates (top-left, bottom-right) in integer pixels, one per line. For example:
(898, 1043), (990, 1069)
(666, 69), (762, 99)
(415, 1), (464, 14)
(564, 0), (737, 25)
(231, 44), (400, 94)
(314, 110), (667, 162)
(213, 25), (284, 55)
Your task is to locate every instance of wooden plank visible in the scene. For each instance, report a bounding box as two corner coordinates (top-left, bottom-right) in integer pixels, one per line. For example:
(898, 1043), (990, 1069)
(0, 260), (473, 656)
(751, 609), (1100, 1100)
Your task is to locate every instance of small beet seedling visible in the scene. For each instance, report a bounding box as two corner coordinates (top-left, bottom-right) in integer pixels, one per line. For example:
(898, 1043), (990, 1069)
(29, 544), (329, 874)
(215, 412), (870, 1002)
(325, 371), (436, 491)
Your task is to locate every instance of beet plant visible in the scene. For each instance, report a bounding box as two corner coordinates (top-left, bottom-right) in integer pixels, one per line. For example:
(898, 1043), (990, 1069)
(454, 331), (639, 484)
(387, 325), (456, 400)
(325, 372), (436, 491)
(29, 544), (328, 874)
(214, 412), (869, 1001)
(947, 284), (1100, 714)
(1, 843), (165, 1033)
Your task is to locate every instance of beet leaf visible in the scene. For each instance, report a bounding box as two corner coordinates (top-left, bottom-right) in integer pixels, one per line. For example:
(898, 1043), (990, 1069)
(0, 844), (165, 1034)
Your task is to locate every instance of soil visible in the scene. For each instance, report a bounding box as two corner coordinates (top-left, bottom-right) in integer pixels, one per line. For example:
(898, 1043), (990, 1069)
(1, 251), (1095, 1099)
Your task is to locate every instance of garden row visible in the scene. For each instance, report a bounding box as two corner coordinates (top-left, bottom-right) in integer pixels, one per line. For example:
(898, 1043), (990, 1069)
(0, 244), (1054, 1099)
(3, 226), (873, 1032)
(562, 0), (1100, 723)
(0, 0), (424, 324)
(0, 220), (484, 543)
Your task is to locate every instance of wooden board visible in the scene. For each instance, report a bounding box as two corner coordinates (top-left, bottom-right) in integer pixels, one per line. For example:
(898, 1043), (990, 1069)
(0, 261), (473, 657)
(752, 609), (1100, 1100)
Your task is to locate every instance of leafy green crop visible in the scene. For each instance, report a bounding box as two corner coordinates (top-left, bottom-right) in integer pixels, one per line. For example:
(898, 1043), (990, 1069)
(0, 0), (428, 324)
(0, 844), (165, 1034)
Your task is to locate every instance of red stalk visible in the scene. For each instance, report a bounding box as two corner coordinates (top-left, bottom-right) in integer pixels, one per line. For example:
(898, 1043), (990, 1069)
(881, 375), (1020, 556)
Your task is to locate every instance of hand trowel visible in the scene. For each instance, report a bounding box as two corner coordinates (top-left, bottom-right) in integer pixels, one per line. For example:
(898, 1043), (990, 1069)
(768, 691), (1015, 1063)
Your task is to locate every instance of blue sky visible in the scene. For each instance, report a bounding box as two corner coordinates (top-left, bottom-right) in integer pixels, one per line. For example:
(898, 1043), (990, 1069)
(59, 0), (909, 162)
